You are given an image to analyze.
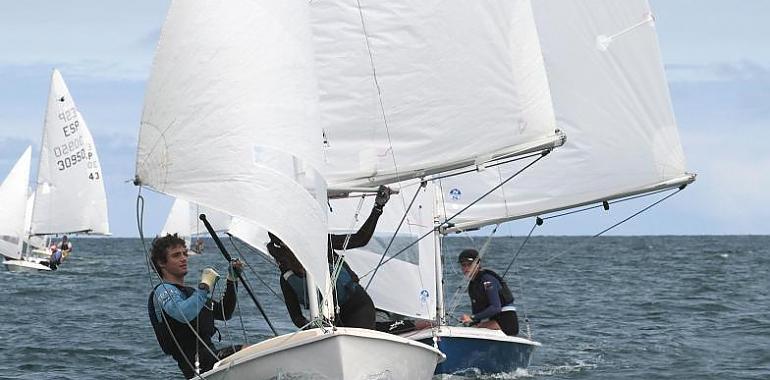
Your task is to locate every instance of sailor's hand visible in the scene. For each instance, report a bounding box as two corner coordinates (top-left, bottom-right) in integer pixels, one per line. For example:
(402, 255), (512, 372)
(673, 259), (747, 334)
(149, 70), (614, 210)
(374, 185), (392, 208)
(460, 314), (474, 325)
(199, 267), (220, 292)
(227, 259), (243, 282)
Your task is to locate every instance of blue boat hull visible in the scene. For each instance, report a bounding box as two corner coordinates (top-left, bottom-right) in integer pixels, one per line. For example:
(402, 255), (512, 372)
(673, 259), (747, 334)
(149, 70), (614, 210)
(418, 334), (536, 375)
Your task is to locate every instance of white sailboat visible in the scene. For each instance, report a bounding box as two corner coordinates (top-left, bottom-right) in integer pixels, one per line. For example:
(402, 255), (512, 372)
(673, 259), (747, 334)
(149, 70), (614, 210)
(135, 1), (443, 378)
(160, 198), (231, 255)
(4, 69), (110, 272)
(332, 0), (696, 376)
(0, 147), (33, 262)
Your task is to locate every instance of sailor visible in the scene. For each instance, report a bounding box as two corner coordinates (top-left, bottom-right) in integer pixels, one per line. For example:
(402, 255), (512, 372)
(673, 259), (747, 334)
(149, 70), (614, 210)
(147, 234), (243, 379)
(57, 235), (73, 259)
(48, 245), (63, 270)
(458, 249), (519, 336)
(267, 185), (392, 330)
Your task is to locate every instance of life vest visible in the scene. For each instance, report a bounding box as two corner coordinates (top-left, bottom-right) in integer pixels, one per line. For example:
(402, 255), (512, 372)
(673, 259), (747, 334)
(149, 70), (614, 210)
(468, 269), (514, 314)
(147, 283), (216, 360)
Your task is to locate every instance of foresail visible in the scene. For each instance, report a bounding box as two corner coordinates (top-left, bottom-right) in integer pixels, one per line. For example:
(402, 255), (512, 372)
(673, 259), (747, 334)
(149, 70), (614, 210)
(136, 0), (329, 295)
(30, 69), (110, 236)
(311, 0), (562, 189)
(331, 182), (437, 320)
(439, 0), (695, 231)
(0, 147), (32, 259)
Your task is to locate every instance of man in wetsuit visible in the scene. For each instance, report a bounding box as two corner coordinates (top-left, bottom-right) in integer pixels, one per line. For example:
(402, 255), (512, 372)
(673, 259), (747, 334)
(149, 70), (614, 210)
(57, 235), (73, 259)
(458, 249), (519, 336)
(147, 234), (243, 379)
(267, 185), (392, 330)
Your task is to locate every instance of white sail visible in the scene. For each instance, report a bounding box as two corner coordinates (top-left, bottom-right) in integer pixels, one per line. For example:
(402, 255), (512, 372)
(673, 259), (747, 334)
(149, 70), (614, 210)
(331, 182), (437, 320)
(161, 198), (232, 240)
(136, 0), (329, 295)
(439, 0), (695, 231)
(30, 69), (110, 236)
(310, 0), (563, 189)
(0, 147), (32, 260)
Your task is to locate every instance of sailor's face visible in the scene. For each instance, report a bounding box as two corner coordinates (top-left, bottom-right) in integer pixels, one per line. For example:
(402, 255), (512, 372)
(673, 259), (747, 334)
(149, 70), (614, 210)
(162, 244), (189, 277)
(460, 260), (479, 279)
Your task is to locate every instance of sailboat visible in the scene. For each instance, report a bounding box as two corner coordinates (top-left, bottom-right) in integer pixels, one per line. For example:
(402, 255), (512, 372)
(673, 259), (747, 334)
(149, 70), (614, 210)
(3, 69), (110, 272)
(333, 0), (696, 376)
(160, 198), (231, 254)
(135, 1), (443, 378)
(0, 147), (33, 263)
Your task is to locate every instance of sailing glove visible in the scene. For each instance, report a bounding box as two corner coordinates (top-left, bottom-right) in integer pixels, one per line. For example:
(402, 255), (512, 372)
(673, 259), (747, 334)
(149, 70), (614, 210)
(374, 185), (392, 208)
(227, 259), (243, 282)
(199, 267), (220, 291)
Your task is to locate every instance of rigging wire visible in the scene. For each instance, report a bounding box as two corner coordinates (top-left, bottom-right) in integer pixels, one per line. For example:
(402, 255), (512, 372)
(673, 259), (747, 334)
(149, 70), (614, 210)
(359, 150), (549, 277)
(226, 234), (283, 303)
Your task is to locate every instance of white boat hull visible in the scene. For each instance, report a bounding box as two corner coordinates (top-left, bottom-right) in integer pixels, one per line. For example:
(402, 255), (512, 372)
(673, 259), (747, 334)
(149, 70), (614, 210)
(3, 258), (52, 272)
(203, 327), (444, 380)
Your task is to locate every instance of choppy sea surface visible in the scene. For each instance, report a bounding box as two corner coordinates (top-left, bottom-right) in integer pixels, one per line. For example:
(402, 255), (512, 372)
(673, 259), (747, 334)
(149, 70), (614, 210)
(1, 236), (768, 380)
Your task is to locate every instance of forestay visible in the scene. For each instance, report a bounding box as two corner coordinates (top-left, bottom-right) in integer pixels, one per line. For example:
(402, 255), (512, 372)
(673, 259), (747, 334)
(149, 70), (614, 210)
(439, 0), (695, 231)
(310, 0), (562, 189)
(135, 0), (330, 294)
(0, 147), (32, 259)
(30, 70), (110, 236)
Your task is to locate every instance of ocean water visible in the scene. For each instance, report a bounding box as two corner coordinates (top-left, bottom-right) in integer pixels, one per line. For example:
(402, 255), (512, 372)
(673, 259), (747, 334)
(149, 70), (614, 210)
(1, 236), (768, 380)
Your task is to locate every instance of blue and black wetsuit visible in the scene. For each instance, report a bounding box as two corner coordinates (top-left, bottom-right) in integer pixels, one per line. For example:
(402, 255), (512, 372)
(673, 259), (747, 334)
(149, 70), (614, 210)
(272, 205), (383, 330)
(148, 280), (237, 379)
(468, 269), (519, 336)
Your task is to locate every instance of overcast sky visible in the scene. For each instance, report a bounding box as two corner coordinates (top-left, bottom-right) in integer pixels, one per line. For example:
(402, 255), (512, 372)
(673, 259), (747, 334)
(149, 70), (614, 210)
(0, 1), (767, 237)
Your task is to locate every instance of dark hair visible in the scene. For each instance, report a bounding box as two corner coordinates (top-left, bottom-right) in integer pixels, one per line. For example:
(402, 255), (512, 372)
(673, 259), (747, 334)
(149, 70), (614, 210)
(151, 234), (186, 276)
(458, 248), (479, 263)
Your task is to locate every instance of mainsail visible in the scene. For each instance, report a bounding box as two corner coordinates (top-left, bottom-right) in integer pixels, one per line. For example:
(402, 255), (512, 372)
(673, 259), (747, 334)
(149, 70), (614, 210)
(439, 0), (695, 232)
(0, 147), (32, 260)
(311, 0), (564, 189)
(29, 69), (110, 236)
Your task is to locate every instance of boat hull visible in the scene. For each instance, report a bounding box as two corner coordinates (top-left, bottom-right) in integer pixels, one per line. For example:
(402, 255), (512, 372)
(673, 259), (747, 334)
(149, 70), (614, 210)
(202, 327), (444, 380)
(3, 258), (52, 272)
(405, 326), (540, 375)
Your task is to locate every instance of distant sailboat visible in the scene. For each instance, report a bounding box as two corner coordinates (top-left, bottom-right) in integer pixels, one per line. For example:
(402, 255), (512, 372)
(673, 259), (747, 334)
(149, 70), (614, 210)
(3, 69), (110, 272)
(0, 147), (32, 263)
(160, 198), (230, 255)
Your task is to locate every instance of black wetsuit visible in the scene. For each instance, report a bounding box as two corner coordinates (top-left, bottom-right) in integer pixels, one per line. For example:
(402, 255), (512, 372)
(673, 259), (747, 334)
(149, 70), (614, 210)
(468, 269), (519, 336)
(272, 205), (383, 330)
(148, 281), (238, 379)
